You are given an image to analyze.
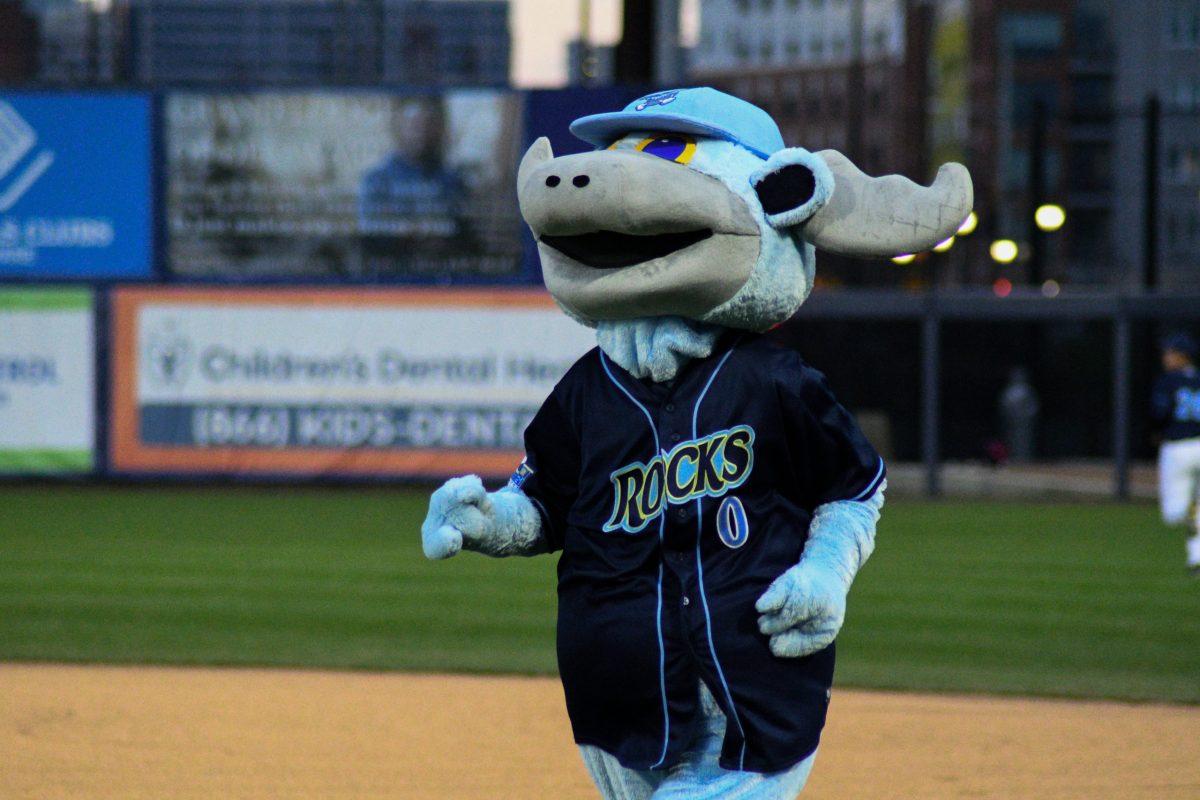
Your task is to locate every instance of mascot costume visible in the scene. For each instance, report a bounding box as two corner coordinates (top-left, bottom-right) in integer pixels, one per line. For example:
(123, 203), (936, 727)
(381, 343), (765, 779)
(421, 88), (972, 799)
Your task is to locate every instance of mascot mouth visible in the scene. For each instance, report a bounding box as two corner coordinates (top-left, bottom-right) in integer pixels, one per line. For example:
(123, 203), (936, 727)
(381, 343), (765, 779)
(540, 229), (714, 270)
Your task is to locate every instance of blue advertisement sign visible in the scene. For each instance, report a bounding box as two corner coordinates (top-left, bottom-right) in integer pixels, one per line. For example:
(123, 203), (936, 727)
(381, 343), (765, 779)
(0, 93), (153, 278)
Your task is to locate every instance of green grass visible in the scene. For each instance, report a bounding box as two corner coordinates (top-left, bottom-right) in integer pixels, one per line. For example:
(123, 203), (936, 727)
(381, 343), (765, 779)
(0, 486), (1197, 703)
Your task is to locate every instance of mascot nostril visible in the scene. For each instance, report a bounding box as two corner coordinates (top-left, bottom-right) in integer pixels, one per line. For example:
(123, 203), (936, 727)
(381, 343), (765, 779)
(425, 87), (973, 798)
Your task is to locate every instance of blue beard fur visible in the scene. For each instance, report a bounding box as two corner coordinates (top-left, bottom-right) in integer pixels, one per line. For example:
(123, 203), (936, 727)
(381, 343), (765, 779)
(595, 317), (723, 383)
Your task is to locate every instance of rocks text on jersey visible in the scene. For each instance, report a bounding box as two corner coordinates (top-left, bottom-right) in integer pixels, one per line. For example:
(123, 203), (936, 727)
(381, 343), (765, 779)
(603, 425), (755, 534)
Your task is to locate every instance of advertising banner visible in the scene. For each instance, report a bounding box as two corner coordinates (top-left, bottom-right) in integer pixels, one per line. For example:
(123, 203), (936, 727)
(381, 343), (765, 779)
(110, 288), (595, 478)
(0, 93), (154, 278)
(0, 288), (95, 473)
(165, 91), (525, 280)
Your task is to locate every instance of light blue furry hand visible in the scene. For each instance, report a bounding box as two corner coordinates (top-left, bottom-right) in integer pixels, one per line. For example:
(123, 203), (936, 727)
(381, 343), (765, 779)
(754, 562), (847, 658)
(421, 475), (493, 560)
(421, 475), (545, 559)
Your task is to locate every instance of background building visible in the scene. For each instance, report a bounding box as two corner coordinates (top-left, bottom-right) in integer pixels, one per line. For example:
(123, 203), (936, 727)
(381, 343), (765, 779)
(686, 0), (1129, 289)
(381, 0), (510, 86)
(689, 0), (932, 286)
(124, 0), (509, 87)
(567, 39), (617, 85)
(1113, 0), (1200, 291)
(126, 0), (383, 86)
(690, 0), (923, 173)
(34, 0), (121, 84)
(966, 0), (1118, 288)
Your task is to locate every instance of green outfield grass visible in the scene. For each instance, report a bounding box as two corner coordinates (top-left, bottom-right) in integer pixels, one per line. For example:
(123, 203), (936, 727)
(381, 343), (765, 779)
(0, 486), (1197, 703)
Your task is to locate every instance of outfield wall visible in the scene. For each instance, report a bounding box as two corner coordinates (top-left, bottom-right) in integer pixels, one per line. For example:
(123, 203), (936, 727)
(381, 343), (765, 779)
(2, 89), (1197, 486)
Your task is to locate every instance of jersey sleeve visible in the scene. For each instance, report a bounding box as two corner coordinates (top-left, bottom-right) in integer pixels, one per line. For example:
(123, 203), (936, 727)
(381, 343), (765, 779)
(510, 389), (580, 553)
(779, 362), (886, 508)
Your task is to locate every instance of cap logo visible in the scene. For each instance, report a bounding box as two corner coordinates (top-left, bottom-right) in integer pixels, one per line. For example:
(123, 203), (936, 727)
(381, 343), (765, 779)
(634, 91), (678, 112)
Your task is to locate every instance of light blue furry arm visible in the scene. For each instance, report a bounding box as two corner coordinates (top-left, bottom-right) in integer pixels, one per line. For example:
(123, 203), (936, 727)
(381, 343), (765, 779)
(421, 475), (547, 560)
(755, 481), (886, 657)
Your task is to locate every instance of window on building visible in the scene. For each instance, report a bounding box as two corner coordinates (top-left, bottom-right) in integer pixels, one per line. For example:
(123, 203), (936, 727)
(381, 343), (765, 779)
(811, 36), (825, 57)
(1164, 1), (1199, 46)
(760, 0), (775, 10)
(1066, 208), (1112, 263)
(1068, 141), (1113, 192)
(868, 85), (885, 112)
(1010, 79), (1060, 125)
(785, 40), (800, 58)
(761, 40), (775, 60)
(1167, 145), (1200, 183)
(736, 0), (751, 13)
(1073, 6), (1113, 57)
(733, 34), (750, 59)
(1000, 12), (1063, 57)
(1071, 75), (1112, 121)
(1003, 149), (1062, 193)
(871, 28), (887, 53)
(1174, 79), (1198, 109)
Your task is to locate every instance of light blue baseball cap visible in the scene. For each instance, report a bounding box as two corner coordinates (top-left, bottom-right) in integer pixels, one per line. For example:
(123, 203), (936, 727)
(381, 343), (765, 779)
(570, 87), (784, 159)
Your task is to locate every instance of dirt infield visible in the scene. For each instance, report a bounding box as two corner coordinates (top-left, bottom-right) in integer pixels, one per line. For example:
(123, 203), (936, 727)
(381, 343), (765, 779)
(2, 664), (1197, 799)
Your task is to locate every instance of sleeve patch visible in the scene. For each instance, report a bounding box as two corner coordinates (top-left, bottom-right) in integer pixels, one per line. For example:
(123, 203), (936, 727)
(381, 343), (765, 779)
(508, 459), (535, 490)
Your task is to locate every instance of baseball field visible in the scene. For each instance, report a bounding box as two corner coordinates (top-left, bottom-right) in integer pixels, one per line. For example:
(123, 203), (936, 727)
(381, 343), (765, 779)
(3, 485), (1199, 798)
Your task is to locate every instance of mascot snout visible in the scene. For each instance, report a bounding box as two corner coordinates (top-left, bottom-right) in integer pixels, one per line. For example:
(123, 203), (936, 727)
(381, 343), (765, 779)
(518, 136), (761, 322)
(517, 140), (757, 240)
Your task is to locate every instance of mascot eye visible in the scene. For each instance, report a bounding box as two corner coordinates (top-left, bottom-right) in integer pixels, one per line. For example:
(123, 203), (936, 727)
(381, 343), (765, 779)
(636, 135), (696, 165)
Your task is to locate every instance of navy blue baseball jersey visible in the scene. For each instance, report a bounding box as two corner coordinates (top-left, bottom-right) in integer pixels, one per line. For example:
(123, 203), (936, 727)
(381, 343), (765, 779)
(1152, 367), (1200, 442)
(514, 333), (885, 773)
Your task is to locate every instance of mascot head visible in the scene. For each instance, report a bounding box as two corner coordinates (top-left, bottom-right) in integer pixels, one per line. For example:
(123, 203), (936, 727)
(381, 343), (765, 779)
(518, 88), (973, 333)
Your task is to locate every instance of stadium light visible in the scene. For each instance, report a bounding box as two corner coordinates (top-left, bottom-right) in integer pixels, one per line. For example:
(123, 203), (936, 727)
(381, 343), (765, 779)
(932, 236), (955, 253)
(891, 253), (916, 265)
(989, 239), (1019, 264)
(1034, 204), (1066, 232)
(957, 211), (978, 236)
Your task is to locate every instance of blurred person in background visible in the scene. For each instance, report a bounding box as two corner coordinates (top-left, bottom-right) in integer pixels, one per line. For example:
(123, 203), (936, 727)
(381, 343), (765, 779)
(1151, 332), (1200, 575)
(358, 96), (470, 273)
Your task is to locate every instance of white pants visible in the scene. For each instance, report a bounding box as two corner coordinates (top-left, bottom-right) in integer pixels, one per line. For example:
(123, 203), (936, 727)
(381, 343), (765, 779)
(1159, 438), (1200, 567)
(1159, 438), (1200, 527)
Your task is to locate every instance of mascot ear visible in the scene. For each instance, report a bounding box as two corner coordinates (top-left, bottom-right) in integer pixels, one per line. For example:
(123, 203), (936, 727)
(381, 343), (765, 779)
(750, 148), (835, 229)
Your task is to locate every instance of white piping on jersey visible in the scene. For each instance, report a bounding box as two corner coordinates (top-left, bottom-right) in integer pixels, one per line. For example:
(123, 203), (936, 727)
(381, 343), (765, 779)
(851, 456), (887, 502)
(691, 344), (749, 771)
(599, 350), (672, 770)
